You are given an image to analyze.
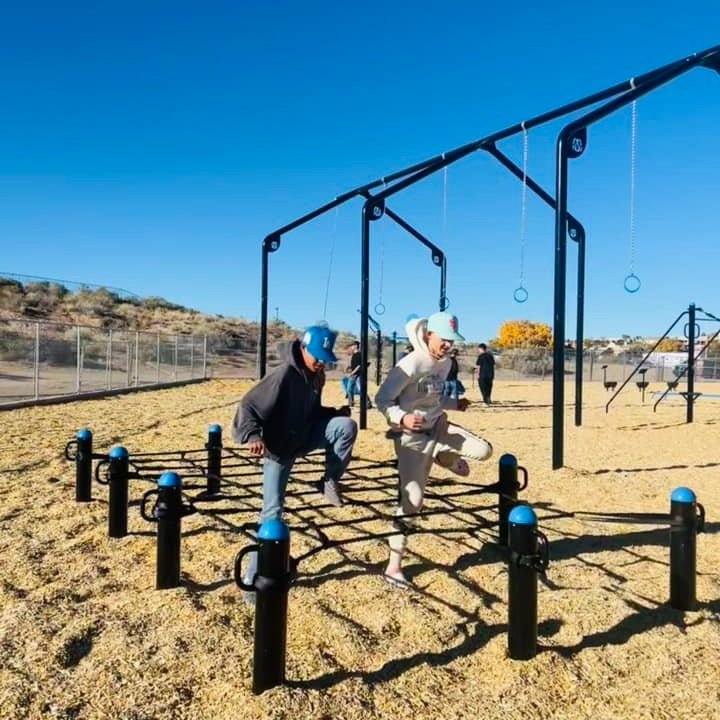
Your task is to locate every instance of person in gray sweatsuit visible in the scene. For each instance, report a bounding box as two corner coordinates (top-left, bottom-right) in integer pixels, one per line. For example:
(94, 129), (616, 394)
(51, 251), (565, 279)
(375, 311), (493, 589)
(232, 324), (358, 595)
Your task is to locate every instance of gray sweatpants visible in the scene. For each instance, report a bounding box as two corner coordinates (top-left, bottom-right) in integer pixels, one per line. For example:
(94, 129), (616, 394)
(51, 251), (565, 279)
(389, 413), (493, 553)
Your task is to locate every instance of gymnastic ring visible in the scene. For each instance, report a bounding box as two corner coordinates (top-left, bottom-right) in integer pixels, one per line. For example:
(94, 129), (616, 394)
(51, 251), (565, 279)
(624, 273), (641, 293)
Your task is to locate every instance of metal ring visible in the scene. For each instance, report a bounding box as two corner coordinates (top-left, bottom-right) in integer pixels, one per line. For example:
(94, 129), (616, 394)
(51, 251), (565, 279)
(624, 273), (641, 293)
(440, 295), (450, 311)
(374, 303), (386, 315)
(513, 286), (529, 303)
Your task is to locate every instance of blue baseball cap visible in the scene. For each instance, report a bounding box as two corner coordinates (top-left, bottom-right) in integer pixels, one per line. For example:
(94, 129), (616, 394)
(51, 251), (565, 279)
(302, 325), (338, 363)
(427, 311), (465, 342)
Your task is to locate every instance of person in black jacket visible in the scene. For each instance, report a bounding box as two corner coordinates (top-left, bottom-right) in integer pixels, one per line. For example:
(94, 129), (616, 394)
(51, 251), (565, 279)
(232, 323), (357, 512)
(232, 324), (357, 600)
(475, 343), (495, 404)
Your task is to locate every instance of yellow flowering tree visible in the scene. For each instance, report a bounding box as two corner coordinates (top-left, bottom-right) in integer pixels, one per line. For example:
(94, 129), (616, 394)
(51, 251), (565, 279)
(496, 320), (552, 349)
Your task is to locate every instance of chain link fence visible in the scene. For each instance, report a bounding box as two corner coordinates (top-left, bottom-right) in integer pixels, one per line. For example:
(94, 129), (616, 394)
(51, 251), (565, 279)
(0, 319), (208, 405)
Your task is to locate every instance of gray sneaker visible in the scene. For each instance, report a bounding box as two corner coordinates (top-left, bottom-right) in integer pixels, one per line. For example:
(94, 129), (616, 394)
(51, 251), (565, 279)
(321, 478), (344, 507)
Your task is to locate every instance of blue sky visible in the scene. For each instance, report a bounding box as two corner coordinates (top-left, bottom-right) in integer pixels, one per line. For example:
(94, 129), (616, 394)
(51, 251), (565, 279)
(1, 1), (719, 342)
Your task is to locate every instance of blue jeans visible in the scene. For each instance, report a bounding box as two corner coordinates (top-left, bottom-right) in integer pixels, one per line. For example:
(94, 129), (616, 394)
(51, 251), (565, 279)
(244, 415), (357, 584)
(341, 376), (360, 404)
(443, 378), (465, 400)
(259, 414), (357, 523)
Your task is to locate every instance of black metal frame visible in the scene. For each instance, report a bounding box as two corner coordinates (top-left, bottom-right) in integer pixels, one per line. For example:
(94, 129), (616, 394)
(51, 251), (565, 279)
(551, 46), (720, 467)
(256, 44), (720, 457)
(259, 197), (447, 378)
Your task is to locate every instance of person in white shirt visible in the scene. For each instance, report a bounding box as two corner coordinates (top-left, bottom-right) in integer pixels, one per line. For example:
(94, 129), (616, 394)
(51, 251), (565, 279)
(375, 311), (493, 589)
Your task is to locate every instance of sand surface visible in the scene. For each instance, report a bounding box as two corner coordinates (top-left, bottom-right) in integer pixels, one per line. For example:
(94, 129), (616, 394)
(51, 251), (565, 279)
(1, 378), (719, 720)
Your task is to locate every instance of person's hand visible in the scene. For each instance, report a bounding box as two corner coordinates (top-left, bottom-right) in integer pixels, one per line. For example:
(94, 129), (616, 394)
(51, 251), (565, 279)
(337, 405), (352, 417)
(401, 412), (424, 431)
(247, 439), (266, 457)
(456, 398), (470, 412)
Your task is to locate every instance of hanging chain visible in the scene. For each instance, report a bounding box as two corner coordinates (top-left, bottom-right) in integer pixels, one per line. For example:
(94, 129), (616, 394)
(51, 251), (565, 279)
(321, 207), (339, 320)
(629, 100), (637, 274)
(519, 127), (529, 287)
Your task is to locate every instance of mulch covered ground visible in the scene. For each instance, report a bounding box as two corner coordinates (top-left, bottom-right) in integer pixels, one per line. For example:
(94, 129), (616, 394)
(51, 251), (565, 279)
(1, 378), (719, 720)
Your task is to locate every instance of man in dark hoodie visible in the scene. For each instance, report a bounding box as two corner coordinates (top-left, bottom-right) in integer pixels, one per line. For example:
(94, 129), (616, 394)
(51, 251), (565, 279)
(232, 324), (357, 599)
(232, 322), (357, 516)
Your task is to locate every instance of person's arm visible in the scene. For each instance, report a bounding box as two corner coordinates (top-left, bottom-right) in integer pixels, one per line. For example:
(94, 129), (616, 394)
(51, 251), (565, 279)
(375, 362), (415, 426)
(231, 370), (287, 447)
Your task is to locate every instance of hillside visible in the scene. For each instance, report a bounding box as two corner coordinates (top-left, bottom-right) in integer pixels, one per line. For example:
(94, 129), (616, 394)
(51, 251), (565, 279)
(0, 277), (312, 347)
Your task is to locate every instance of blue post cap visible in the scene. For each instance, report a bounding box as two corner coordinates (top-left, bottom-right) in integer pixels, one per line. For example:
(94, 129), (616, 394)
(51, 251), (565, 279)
(208, 424), (222, 434)
(76, 429), (92, 440)
(509, 504), (537, 526)
(405, 313), (419, 322)
(109, 446), (129, 459)
(158, 472), (182, 488)
(499, 453), (518, 467)
(258, 518), (290, 541)
(671, 487), (696, 504)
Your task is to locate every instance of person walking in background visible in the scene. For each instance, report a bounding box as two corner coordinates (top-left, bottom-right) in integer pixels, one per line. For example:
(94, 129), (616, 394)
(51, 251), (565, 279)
(232, 323), (358, 600)
(442, 348), (465, 400)
(341, 340), (372, 409)
(375, 312), (493, 589)
(475, 342), (495, 404)
(341, 341), (361, 406)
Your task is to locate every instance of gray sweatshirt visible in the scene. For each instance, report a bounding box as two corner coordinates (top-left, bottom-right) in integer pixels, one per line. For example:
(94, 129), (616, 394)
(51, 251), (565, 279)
(375, 317), (459, 431)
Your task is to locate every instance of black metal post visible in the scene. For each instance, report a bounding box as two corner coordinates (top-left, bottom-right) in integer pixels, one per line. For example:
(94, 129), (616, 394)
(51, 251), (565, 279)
(669, 487), (698, 611)
(508, 504), (543, 660)
(392, 331), (397, 366)
(687, 303), (696, 423)
(108, 446), (129, 538)
(360, 199), (383, 429)
(155, 472), (184, 590)
(498, 454), (522, 546)
(75, 428), (93, 502)
(206, 424), (222, 496)
(253, 519), (291, 694)
(376, 330), (382, 385)
(552, 137), (570, 469)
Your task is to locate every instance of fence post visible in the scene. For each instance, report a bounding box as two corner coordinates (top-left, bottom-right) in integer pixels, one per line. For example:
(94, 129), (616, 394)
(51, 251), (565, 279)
(76, 325), (82, 393)
(189, 335), (194, 379)
(156, 333), (161, 383)
(173, 335), (178, 380)
(33, 322), (40, 399)
(134, 331), (139, 386)
(203, 335), (208, 379)
(106, 329), (113, 390)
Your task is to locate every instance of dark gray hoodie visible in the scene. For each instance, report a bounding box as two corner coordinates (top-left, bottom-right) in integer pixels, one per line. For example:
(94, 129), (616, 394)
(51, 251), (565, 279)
(231, 339), (340, 461)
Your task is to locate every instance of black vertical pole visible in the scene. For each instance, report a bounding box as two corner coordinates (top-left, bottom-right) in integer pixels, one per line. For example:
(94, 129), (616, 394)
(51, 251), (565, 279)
(260, 242), (270, 379)
(574, 227), (586, 426)
(108, 446), (129, 538)
(75, 428), (93, 502)
(687, 303), (696, 423)
(392, 331), (397, 366)
(376, 330), (382, 385)
(508, 504), (540, 660)
(155, 472), (183, 590)
(498, 454), (520, 546)
(360, 202), (373, 430)
(552, 134), (570, 469)
(669, 487), (698, 610)
(252, 519), (291, 694)
(206, 424), (222, 496)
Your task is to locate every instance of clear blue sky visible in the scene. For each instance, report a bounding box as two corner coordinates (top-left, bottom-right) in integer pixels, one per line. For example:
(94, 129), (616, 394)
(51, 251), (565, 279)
(1, 1), (718, 342)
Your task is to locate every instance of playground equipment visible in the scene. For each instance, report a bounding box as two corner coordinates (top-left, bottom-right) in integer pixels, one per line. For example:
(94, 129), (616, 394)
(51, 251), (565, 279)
(507, 504), (548, 660)
(601, 364), (618, 392)
(606, 303), (720, 421)
(255, 44), (719, 457)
